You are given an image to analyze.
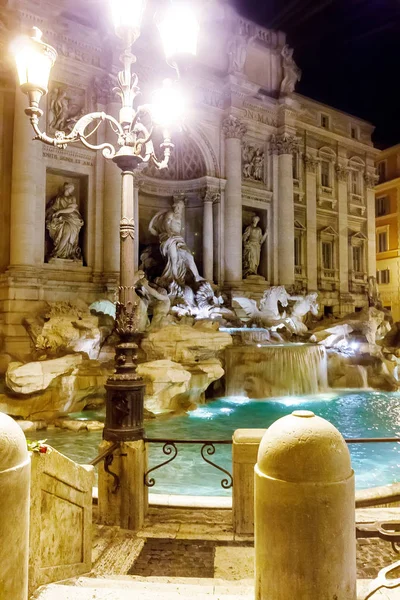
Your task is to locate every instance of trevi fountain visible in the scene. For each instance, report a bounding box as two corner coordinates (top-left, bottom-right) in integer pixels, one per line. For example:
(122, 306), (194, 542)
(2, 195), (400, 497)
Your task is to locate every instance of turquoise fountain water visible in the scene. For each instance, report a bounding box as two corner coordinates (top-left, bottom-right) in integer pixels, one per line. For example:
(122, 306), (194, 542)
(27, 390), (400, 495)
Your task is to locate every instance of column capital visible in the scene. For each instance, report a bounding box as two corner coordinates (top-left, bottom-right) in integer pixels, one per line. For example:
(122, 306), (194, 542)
(222, 115), (247, 140)
(364, 171), (378, 189)
(204, 189), (221, 204)
(335, 163), (350, 182)
(269, 133), (299, 155)
(303, 154), (318, 173)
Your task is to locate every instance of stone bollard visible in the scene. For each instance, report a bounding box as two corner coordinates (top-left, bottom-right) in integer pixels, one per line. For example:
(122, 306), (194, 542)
(0, 413), (30, 600)
(255, 410), (356, 600)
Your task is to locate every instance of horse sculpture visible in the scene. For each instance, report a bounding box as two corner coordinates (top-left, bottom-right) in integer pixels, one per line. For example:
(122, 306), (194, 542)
(234, 286), (290, 328)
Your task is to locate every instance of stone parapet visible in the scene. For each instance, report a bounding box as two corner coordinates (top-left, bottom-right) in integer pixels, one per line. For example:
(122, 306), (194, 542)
(29, 447), (94, 593)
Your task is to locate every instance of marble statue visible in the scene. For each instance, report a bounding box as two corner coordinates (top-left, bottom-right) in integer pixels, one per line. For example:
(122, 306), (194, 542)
(280, 44), (301, 95)
(242, 216), (267, 277)
(368, 276), (383, 311)
(242, 144), (265, 181)
(48, 87), (69, 130)
(227, 33), (248, 73)
(135, 271), (172, 330)
(149, 198), (203, 292)
(285, 292), (319, 335)
(46, 182), (84, 262)
(48, 87), (84, 133)
(234, 286), (290, 328)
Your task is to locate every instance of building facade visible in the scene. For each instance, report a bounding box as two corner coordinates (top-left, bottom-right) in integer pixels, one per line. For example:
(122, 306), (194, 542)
(375, 145), (400, 320)
(0, 0), (379, 355)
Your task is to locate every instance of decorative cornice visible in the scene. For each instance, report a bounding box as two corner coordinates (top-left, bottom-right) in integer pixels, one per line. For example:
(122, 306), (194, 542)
(303, 154), (318, 173)
(364, 171), (379, 189)
(335, 163), (349, 182)
(269, 134), (299, 155)
(222, 115), (247, 140)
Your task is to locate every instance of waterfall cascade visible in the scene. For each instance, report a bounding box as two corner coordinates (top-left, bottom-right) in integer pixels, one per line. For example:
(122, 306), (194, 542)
(225, 343), (328, 399)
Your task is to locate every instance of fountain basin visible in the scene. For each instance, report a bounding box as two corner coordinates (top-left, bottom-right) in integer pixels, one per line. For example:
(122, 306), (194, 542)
(25, 390), (400, 496)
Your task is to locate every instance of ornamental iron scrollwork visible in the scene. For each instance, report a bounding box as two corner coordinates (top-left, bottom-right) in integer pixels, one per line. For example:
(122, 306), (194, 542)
(362, 560), (400, 599)
(143, 439), (233, 490)
(144, 442), (178, 487)
(104, 451), (121, 494)
(200, 443), (233, 489)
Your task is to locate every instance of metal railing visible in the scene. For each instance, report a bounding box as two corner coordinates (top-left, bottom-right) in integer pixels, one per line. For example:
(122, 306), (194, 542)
(90, 441), (121, 493)
(143, 438), (233, 490)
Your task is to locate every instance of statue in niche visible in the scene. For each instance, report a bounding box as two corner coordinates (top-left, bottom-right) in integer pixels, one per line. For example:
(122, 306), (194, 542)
(48, 87), (84, 133)
(280, 44), (301, 95)
(149, 198), (204, 293)
(242, 143), (264, 181)
(242, 216), (267, 278)
(46, 182), (84, 262)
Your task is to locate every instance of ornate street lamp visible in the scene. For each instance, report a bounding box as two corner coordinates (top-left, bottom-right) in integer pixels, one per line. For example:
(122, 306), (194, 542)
(11, 0), (199, 442)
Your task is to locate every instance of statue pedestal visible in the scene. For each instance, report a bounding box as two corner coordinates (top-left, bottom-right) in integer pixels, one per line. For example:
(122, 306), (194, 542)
(245, 274), (265, 282)
(48, 257), (83, 267)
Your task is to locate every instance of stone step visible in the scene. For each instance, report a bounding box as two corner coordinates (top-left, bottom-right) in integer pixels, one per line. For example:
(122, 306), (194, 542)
(32, 576), (254, 599)
(31, 577), (400, 600)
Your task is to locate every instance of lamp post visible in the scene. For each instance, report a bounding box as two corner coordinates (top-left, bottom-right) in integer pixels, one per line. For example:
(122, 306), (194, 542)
(11, 0), (199, 442)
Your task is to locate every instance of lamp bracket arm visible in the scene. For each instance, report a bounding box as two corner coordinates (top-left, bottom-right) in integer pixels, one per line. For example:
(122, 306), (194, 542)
(28, 110), (123, 158)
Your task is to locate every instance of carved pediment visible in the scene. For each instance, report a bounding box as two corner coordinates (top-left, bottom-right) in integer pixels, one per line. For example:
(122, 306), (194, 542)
(319, 226), (338, 237)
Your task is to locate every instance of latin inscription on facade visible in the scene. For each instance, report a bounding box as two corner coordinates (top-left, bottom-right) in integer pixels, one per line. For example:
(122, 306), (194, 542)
(42, 148), (94, 167)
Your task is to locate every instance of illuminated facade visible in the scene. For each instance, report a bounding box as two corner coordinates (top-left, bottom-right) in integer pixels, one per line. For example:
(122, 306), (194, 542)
(0, 0), (379, 354)
(375, 144), (400, 319)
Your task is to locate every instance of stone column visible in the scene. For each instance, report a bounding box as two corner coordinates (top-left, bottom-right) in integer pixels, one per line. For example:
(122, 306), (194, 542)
(304, 155), (318, 291)
(222, 116), (246, 284)
(203, 190), (216, 281)
(336, 163), (350, 293)
(365, 172), (377, 278)
(10, 90), (43, 268)
(103, 101), (121, 278)
(271, 134), (297, 287)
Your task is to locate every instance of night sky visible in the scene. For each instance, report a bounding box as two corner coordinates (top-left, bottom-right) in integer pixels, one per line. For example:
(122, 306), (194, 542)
(234, 0), (400, 148)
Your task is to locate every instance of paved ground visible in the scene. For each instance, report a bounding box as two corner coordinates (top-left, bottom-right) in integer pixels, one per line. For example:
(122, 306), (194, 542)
(32, 506), (400, 599)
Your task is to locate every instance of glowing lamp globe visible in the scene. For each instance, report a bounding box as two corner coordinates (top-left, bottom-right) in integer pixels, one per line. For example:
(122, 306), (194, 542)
(110, 0), (147, 45)
(11, 27), (57, 110)
(157, 1), (199, 73)
(152, 79), (186, 129)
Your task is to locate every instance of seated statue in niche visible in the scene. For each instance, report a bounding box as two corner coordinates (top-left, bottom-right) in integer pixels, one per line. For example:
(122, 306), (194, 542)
(148, 198), (204, 293)
(242, 216), (267, 278)
(280, 44), (301, 95)
(46, 182), (84, 262)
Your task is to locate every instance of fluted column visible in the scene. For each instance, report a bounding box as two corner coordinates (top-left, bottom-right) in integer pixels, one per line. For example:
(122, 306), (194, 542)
(304, 155), (318, 291)
(336, 163), (349, 293)
(222, 116), (246, 284)
(270, 134), (297, 286)
(103, 100), (121, 277)
(203, 190), (217, 281)
(10, 90), (44, 267)
(365, 171), (377, 278)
